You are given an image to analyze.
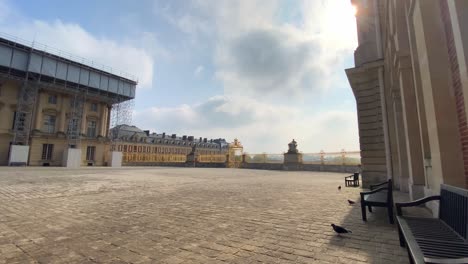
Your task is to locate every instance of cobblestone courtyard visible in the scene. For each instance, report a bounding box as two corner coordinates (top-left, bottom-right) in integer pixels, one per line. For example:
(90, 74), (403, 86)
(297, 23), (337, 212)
(0, 167), (422, 263)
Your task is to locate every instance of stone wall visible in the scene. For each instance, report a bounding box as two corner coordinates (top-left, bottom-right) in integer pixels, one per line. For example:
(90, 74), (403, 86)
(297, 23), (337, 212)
(240, 162), (359, 173)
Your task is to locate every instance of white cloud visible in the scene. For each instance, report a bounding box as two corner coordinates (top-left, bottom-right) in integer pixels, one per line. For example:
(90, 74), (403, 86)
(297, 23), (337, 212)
(161, 0), (358, 99)
(133, 95), (359, 153)
(144, 0), (360, 152)
(194, 65), (204, 77)
(0, 9), (155, 89)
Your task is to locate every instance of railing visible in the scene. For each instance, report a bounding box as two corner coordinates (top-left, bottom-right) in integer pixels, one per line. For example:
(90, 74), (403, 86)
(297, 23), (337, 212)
(198, 154), (227, 163)
(244, 151), (361, 165)
(0, 31), (138, 82)
(244, 154), (284, 163)
(123, 153), (186, 163)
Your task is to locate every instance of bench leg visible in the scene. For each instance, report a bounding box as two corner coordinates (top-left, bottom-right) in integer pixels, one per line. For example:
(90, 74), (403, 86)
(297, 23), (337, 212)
(407, 248), (415, 264)
(368, 205), (372, 212)
(398, 225), (405, 247)
(388, 205), (394, 224)
(361, 201), (367, 221)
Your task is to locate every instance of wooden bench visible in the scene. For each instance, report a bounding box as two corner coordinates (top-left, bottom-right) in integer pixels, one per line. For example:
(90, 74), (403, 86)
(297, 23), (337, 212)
(360, 179), (393, 224)
(396, 184), (468, 264)
(345, 172), (360, 187)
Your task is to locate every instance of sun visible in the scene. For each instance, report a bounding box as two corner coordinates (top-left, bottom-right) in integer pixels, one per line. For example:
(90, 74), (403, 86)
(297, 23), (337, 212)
(351, 5), (357, 16)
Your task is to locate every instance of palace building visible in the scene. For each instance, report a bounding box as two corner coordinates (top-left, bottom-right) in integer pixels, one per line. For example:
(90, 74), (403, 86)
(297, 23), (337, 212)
(109, 124), (229, 165)
(347, 0), (468, 204)
(0, 35), (136, 166)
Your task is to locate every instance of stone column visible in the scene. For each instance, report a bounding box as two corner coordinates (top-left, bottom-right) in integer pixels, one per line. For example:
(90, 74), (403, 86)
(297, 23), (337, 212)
(34, 92), (43, 130)
(406, 1), (432, 189)
(58, 95), (67, 133)
(412, 0), (465, 191)
(391, 89), (410, 192)
(99, 103), (107, 137)
(448, 0), (468, 117)
(81, 102), (88, 135)
(448, 0), (468, 188)
(397, 55), (426, 199)
(106, 105), (112, 138)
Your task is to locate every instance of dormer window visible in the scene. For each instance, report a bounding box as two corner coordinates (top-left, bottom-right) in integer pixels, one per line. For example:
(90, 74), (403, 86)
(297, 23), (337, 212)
(48, 95), (57, 104)
(90, 103), (98, 112)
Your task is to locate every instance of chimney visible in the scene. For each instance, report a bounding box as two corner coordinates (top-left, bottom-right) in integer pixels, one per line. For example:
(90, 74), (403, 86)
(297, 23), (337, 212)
(143, 130), (150, 136)
(182, 135), (187, 140)
(204, 138), (207, 143)
(188, 136), (194, 141)
(171, 134), (176, 139)
(162, 133), (166, 138)
(199, 137), (202, 142)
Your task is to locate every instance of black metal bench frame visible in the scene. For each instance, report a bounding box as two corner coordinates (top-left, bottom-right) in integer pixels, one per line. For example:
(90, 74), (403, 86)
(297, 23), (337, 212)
(360, 179), (393, 224)
(396, 184), (468, 264)
(345, 172), (360, 187)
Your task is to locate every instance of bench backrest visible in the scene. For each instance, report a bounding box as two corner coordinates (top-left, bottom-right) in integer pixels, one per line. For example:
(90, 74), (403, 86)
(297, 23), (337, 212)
(439, 184), (468, 240)
(353, 173), (359, 181)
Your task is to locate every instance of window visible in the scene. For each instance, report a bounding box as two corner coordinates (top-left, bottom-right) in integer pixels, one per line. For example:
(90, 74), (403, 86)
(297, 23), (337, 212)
(90, 103), (98, 112)
(48, 95), (57, 104)
(43, 115), (56, 133)
(41, 144), (54, 160)
(86, 146), (96, 161)
(87, 120), (97, 138)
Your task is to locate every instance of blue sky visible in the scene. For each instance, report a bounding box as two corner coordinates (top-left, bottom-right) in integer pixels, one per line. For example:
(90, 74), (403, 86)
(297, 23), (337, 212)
(0, 0), (359, 153)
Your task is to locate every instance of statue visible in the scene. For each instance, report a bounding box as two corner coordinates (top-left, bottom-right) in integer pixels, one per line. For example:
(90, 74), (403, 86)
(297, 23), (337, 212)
(287, 139), (298, 154)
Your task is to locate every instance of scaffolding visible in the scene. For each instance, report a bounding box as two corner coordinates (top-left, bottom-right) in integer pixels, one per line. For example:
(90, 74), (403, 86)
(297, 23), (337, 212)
(66, 88), (87, 148)
(12, 79), (39, 146)
(109, 97), (134, 140)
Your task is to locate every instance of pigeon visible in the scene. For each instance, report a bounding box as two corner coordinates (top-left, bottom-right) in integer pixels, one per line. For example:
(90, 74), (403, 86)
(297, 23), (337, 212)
(338, 186), (341, 191)
(331, 224), (352, 235)
(348, 199), (355, 205)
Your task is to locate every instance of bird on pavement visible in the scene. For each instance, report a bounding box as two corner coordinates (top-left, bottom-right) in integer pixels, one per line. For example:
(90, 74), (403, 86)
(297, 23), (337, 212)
(331, 224), (352, 235)
(348, 199), (355, 205)
(338, 186), (341, 191)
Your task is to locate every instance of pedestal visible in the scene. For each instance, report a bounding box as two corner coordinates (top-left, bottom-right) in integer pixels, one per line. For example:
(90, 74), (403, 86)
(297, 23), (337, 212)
(283, 153), (302, 171)
(186, 153), (198, 167)
(8, 145), (29, 166)
(62, 148), (82, 168)
(109, 151), (122, 167)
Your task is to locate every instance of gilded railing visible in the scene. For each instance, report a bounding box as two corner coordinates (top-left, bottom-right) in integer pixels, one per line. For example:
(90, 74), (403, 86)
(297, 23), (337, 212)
(122, 153), (187, 163)
(302, 150), (361, 165)
(244, 151), (361, 165)
(244, 154), (284, 163)
(197, 154), (227, 163)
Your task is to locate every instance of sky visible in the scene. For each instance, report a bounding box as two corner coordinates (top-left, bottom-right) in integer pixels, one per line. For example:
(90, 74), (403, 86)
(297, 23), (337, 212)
(0, 0), (359, 154)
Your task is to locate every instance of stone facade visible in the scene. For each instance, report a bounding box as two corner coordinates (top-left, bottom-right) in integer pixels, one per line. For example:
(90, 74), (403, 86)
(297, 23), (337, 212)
(0, 79), (112, 166)
(347, 0), (468, 201)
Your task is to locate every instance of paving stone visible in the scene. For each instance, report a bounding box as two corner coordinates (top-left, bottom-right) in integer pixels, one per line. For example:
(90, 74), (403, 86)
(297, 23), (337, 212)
(0, 167), (429, 263)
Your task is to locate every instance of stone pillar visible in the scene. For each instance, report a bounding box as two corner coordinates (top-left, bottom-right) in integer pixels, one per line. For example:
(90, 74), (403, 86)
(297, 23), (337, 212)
(34, 93), (43, 130)
(406, 1), (433, 191)
(99, 103), (107, 137)
(448, 0), (468, 117)
(58, 95), (67, 133)
(397, 55), (426, 199)
(283, 153), (302, 171)
(447, 0), (468, 188)
(391, 89), (410, 192)
(106, 106), (112, 137)
(412, 0), (465, 191)
(81, 102), (88, 135)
